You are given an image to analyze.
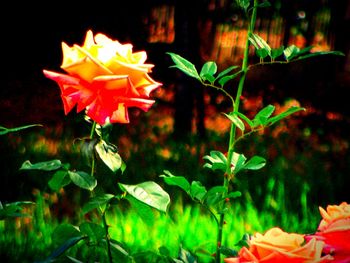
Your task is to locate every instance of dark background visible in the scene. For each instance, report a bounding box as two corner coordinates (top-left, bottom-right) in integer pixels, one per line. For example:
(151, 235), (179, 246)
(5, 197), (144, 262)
(1, 0), (350, 125)
(1, 0), (350, 208)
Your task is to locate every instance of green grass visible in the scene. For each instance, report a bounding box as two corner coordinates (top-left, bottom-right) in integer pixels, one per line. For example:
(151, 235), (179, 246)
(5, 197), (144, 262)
(0, 189), (321, 263)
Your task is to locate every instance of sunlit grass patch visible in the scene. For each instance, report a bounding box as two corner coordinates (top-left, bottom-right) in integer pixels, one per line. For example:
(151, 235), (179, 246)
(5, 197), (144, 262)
(0, 190), (320, 262)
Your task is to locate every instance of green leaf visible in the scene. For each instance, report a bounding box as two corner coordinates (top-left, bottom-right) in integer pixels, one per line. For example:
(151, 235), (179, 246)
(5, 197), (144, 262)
(126, 195), (155, 226)
(271, 46), (284, 59)
(95, 140), (122, 173)
(95, 122), (113, 141)
(109, 239), (131, 258)
(233, 111), (254, 128)
(68, 171), (97, 191)
(0, 201), (34, 220)
(231, 153), (266, 175)
(52, 223), (82, 247)
(160, 170), (191, 193)
(66, 256), (84, 263)
(236, 0), (250, 11)
(200, 61), (217, 82)
(204, 186), (226, 206)
(231, 152), (247, 175)
(201, 74), (216, 84)
(283, 45), (300, 61)
(218, 71), (242, 87)
(80, 138), (97, 165)
(219, 246), (238, 257)
(159, 246), (171, 257)
(226, 191), (242, 199)
(109, 239), (131, 260)
(120, 161), (127, 174)
(178, 247), (197, 263)
(216, 65), (239, 80)
(256, 48), (269, 59)
(79, 222), (105, 245)
(203, 151), (227, 173)
(294, 50), (345, 61)
(235, 233), (251, 248)
(119, 181), (170, 213)
(249, 33), (271, 57)
(190, 181), (207, 202)
(252, 105), (275, 127)
(244, 156), (266, 170)
(0, 124), (42, 135)
(296, 46), (314, 56)
(223, 113), (245, 132)
(48, 170), (71, 192)
(82, 194), (115, 214)
(284, 45), (324, 62)
(44, 236), (85, 262)
(267, 106), (305, 126)
(167, 52), (201, 81)
(19, 159), (63, 171)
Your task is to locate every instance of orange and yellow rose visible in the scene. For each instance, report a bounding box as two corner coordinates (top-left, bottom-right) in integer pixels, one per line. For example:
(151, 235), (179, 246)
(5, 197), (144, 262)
(43, 30), (161, 125)
(224, 227), (333, 263)
(306, 202), (350, 263)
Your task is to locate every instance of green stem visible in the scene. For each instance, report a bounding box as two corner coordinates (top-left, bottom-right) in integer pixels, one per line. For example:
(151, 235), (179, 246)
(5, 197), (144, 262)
(215, 2), (258, 262)
(102, 209), (113, 263)
(203, 83), (235, 106)
(90, 121), (97, 139)
(89, 121), (113, 263)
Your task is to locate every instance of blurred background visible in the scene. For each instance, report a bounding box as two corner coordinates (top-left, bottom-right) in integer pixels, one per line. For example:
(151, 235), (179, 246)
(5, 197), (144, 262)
(1, 0), (350, 216)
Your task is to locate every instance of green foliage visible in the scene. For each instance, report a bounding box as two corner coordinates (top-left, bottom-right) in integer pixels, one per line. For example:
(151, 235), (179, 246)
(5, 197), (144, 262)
(82, 194), (115, 214)
(200, 61), (217, 83)
(164, 3), (345, 261)
(48, 170), (71, 192)
(235, 0), (250, 11)
(160, 170), (191, 193)
(248, 32), (345, 63)
(20, 159), (63, 171)
(167, 52), (242, 87)
(223, 113), (245, 132)
(95, 140), (124, 173)
(0, 201), (34, 220)
(119, 181), (170, 213)
(0, 195), (320, 263)
(202, 151), (227, 173)
(20, 159), (98, 191)
(202, 151), (266, 176)
(68, 171), (97, 191)
(249, 33), (271, 59)
(166, 52), (201, 81)
(126, 195), (156, 227)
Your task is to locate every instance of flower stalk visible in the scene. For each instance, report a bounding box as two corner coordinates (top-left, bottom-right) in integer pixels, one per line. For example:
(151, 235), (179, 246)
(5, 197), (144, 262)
(215, 1), (258, 262)
(89, 121), (113, 263)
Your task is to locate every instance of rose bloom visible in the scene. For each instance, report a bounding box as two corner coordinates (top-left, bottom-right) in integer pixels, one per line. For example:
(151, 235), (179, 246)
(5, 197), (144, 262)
(224, 227), (333, 263)
(43, 30), (161, 125)
(306, 202), (350, 263)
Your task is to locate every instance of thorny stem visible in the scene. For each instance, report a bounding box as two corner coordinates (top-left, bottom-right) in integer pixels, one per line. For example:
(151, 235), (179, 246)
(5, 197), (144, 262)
(89, 121), (113, 263)
(215, 1), (258, 262)
(202, 82), (236, 106)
